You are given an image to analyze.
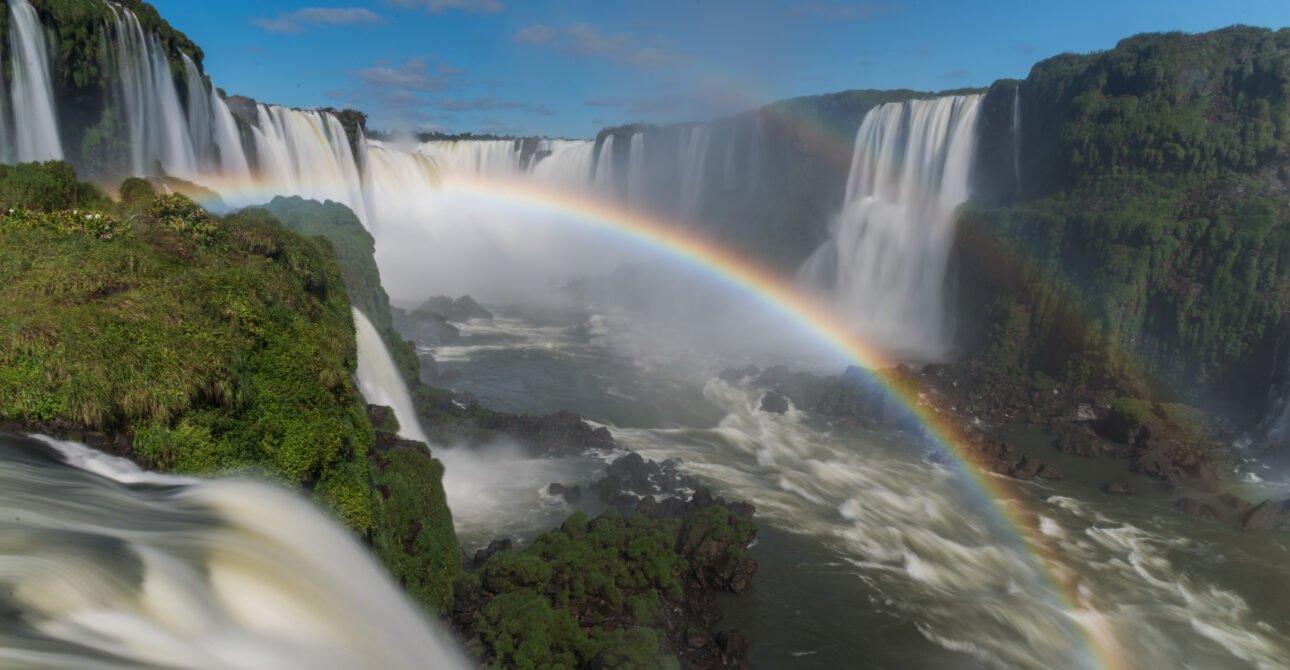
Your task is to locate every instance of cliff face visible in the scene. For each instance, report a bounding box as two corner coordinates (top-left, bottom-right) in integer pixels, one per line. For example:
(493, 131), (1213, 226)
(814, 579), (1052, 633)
(953, 26), (1290, 418)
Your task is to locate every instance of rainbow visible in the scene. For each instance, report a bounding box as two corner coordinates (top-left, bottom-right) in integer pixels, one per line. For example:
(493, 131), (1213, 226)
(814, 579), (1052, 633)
(196, 168), (1122, 668)
(436, 174), (1123, 670)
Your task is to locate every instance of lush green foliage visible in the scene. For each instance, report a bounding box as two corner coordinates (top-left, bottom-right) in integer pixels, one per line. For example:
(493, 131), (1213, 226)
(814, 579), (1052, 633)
(959, 27), (1290, 412)
(29, 0), (203, 88)
(461, 503), (755, 669)
(0, 162), (373, 528)
(260, 196), (419, 385)
(368, 445), (462, 615)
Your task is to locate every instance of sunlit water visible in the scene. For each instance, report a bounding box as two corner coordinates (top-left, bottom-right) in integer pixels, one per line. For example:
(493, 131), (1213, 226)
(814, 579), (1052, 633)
(434, 304), (1290, 669)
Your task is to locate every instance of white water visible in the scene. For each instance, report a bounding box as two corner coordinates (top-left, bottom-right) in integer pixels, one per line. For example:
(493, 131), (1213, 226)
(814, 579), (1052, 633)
(594, 134), (616, 192)
(1013, 87), (1023, 195)
(110, 5), (199, 179)
(0, 434), (467, 669)
(612, 377), (1290, 669)
(678, 125), (712, 217)
(798, 95), (983, 360)
(531, 138), (595, 186)
(626, 132), (647, 208)
(420, 139), (521, 175)
(353, 308), (428, 443)
(7, 0), (63, 162)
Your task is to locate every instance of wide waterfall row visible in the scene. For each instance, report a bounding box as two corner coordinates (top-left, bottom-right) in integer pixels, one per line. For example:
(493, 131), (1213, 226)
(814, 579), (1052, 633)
(798, 95), (984, 360)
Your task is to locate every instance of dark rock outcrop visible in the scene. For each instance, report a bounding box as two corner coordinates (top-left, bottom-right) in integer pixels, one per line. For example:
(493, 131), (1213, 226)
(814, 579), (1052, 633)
(592, 452), (700, 507)
(391, 306), (460, 345)
(546, 482), (583, 504)
(1102, 480), (1135, 495)
(415, 295), (494, 323)
(472, 538), (513, 567)
(759, 392), (789, 414)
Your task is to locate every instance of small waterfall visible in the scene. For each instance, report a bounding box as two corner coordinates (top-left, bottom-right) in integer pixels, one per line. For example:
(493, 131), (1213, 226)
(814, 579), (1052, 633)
(353, 307), (429, 444)
(249, 105), (367, 220)
(1012, 86), (1023, 196)
(8, 0), (63, 162)
(183, 55), (215, 170)
(210, 83), (252, 181)
(0, 434), (468, 669)
(594, 134), (616, 190)
(420, 139), (521, 175)
(531, 139), (594, 186)
(110, 4), (199, 178)
(626, 132), (646, 208)
(678, 125), (712, 217)
(798, 95), (983, 359)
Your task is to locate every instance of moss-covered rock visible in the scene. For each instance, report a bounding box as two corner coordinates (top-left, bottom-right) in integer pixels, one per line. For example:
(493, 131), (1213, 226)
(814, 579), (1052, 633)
(368, 438), (462, 615)
(261, 196), (419, 386)
(0, 162), (371, 525)
(454, 492), (757, 669)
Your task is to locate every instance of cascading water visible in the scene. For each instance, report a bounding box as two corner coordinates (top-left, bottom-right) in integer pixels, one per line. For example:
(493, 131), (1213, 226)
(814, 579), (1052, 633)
(797, 94), (983, 360)
(531, 139), (595, 186)
(420, 139), (522, 175)
(1012, 86), (1023, 195)
(594, 134), (616, 191)
(678, 125), (712, 217)
(0, 433), (467, 669)
(626, 132), (646, 208)
(109, 4), (199, 179)
(248, 105), (368, 219)
(7, 0), (63, 162)
(353, 308), (429, 444)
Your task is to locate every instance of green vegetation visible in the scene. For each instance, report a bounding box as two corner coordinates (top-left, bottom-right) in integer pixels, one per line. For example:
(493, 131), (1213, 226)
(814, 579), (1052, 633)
(458, 501), (756, 669)
(30, 0), (204, 87)
(0, 162), (375, 527)
(369, 444), (462, 615)
(959, 27), (1290, 413)
(260, 196), (419, 385)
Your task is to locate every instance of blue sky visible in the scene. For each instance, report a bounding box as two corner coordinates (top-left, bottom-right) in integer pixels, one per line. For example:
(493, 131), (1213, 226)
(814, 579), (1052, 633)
(151, 0), (1290, 138)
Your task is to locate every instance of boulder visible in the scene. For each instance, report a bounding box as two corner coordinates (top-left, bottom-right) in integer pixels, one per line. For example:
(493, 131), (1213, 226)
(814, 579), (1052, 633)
(547, 482), (583, 504)
(1102, 480), (1134, 495)
(1241, 501), (1290, 531)
(472, 538), (513, 567)
(415, 295), (493, 323)
(759, 392), (789, 414)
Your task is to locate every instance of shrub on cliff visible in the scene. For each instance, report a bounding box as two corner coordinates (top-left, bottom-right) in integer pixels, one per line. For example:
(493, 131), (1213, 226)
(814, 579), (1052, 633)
(0, 165), (373, 529)
(456, 496), (757, 669)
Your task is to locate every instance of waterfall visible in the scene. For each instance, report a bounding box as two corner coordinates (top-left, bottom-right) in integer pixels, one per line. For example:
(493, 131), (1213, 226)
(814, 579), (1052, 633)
(8, 0), (63, 162)
(531, 139), (594, 186)
(0, 434), (468, 669)
(109, 4), (199, 178)
(184, 55), (215, 171)
(420, 139), (521, 175)
(249, 105), (367, 220)
(798, 94), (983, 360)
(210, 83), (252, 180)
(678, 125), (711, 217)
(626, 132), (646, 208)
(353, 307), (429, 444)
(1012, 86), (1023, 196)
(594, 134), (616, 191)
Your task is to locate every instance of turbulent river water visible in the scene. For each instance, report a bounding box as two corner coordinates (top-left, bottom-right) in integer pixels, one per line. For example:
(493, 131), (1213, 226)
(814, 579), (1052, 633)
(431, 303), (1290, 670)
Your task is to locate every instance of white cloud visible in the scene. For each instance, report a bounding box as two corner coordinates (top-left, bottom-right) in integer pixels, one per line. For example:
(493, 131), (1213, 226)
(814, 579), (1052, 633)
(513, 24), (555, 45)
(252, 7), (382, 34)
(514, 23), (678, 70)
(386, 0), (503, 14)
